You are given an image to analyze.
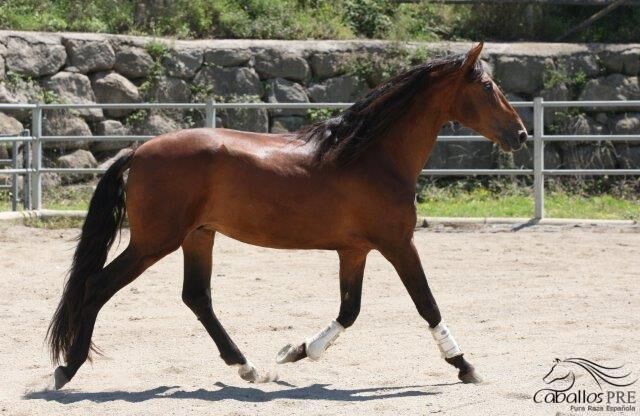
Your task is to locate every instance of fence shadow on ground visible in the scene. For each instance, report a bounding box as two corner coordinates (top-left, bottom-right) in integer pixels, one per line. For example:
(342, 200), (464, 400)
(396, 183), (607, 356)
(24, 381), (442, 404)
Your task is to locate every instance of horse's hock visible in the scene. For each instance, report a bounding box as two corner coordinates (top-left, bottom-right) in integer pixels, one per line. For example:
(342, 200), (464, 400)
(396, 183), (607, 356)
(1, 31), (640, 173)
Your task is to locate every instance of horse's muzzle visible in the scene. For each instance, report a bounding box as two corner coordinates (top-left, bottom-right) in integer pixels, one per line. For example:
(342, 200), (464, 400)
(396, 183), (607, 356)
(500, 129), (528, 152)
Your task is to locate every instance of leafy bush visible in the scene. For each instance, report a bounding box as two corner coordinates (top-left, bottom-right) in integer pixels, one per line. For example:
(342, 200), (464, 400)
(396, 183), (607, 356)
(343, 44), (431, 86)
(344, 0), (393, 38)
(306, 108), (340, 123)
(450, 3), (640, 42)
(138, 40), (170, 98)
(0, 0), (639, 42)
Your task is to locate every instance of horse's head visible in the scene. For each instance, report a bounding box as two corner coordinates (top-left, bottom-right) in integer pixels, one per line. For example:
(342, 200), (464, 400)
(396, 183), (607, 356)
(450, 42), (527, 152)
(543, 358), (573, 385)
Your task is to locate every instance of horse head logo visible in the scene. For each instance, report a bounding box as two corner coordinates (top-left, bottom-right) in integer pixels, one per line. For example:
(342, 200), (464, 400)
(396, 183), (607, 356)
(542, 358), (637, 391)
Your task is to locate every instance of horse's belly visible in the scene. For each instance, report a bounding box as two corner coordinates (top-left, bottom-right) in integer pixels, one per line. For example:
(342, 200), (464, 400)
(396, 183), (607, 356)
(201, 178), (362, 250)
(206, 205), (352, 250)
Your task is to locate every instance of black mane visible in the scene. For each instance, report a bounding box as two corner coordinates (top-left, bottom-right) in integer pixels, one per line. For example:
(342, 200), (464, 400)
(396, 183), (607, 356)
(298, 53), (483, 165)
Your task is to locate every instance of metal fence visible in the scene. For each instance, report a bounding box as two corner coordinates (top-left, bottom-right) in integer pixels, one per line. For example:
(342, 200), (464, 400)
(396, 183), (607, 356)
(0, 129), (30, 211)
(1, 99), (639, 219)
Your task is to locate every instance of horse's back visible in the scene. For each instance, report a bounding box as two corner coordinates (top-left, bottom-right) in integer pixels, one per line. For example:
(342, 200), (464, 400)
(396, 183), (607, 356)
(125, 128), (372, 250)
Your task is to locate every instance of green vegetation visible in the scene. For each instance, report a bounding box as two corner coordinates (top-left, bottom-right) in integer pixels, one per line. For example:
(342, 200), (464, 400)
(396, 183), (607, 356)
(417, 179), (640, 220)
(1, 0), (639, 42)
(144, 39), (170, 60)
(4, 71), (58, 103)
(417, 188), (639, 220)
(344, 0), (394, 38)
(42, 184), (95, 210)
(542, 63), (588, 95)
(138, 40), (170, 98)
(0, 191), (13, 211)
(23, 216), (85, 229)
(124, 109), (149, 125)
(306, 108), (341, 124)
(343, 45), (431, 86)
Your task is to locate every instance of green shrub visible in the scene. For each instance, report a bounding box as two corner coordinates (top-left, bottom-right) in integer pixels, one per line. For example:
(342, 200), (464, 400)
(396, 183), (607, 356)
(343, 44), (431, 86)
(306, 108), (340, 123)
(138, 40), (170, 98)
(344, 0), (394, 38)
(543, 63), (588, 98)
(0, 0), (638, 42)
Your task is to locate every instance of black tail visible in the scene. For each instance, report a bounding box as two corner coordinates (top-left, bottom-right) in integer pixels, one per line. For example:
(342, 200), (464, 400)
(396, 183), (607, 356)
(47, 149), (135, 364)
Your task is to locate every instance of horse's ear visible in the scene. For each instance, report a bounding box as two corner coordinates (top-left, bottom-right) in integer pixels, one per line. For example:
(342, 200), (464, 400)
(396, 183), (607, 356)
(462, 42), (484, 71)
(554, 358), (561, 363)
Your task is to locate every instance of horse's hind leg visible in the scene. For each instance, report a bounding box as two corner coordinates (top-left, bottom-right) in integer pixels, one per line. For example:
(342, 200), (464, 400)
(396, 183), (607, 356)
(55, 245), (157, 389)
(381, 241), (481, 384)
(181, 228), (269, 383)
(276, 249), (368, 364)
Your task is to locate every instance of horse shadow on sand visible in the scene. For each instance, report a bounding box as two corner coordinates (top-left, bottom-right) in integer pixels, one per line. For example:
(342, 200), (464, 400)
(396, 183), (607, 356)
(24, 380), (447, 404)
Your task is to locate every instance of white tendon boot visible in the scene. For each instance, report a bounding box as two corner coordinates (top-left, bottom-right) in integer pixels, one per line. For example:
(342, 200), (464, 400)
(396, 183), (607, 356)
(430, 322), (462, 359)
(430, 322), (482, 384)
(305, 320), (345, 361)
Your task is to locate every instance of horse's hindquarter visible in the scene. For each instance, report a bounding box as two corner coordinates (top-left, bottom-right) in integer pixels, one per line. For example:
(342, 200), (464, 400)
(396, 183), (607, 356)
(126, 128), (398, 250)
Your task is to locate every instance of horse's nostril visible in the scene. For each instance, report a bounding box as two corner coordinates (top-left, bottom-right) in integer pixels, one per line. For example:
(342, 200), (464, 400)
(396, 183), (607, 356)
(518, 130), (528, 144)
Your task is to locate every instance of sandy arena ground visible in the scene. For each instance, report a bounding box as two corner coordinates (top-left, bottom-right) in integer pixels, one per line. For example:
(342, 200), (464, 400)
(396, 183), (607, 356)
(0, 222), (638, 415)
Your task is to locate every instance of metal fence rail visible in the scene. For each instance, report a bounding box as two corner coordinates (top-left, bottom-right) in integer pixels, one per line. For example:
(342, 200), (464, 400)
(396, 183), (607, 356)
(1, 99), (639, 219)
(0, 129), (31, 210)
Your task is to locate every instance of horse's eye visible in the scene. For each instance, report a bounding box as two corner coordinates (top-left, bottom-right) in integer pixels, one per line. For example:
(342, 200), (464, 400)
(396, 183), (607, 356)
(483, 83), (492, 92)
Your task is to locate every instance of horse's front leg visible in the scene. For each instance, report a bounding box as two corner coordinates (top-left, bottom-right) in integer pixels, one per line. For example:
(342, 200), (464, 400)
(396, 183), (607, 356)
(380, 240), (482, 384)
(276, 249), (368, 364)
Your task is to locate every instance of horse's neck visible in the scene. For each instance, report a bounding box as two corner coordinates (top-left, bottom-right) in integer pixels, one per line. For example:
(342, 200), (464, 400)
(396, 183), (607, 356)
(373, 81), (454, 186)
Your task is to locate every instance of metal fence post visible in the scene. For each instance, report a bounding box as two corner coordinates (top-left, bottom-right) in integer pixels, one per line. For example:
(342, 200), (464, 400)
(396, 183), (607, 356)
(11, 139), (18, 211)
(205, 98), (216, 128)
(23, 133), (31, 210)
(31, 106), (42, 210)
(533, 97), (545, 219)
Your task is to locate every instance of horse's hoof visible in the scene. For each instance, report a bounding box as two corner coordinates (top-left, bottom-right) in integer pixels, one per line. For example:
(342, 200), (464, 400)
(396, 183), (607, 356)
(237, 361), (277, 383)
(459, 368), (483, 384)
(238, 361), (259, 382)
(53, 366), (69, 390)
(276, 343), (306, 364)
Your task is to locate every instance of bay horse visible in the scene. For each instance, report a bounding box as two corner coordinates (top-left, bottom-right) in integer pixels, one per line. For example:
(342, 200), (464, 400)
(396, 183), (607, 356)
(47, 42), (527, 389)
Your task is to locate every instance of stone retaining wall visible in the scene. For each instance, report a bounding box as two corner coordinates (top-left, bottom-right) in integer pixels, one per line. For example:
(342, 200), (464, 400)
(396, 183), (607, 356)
(0, 31), (639, 177)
